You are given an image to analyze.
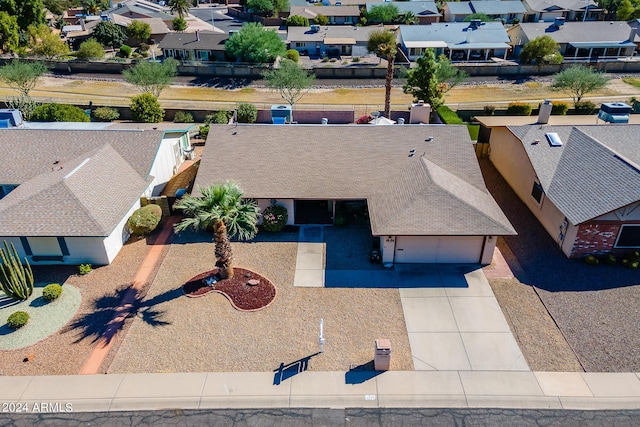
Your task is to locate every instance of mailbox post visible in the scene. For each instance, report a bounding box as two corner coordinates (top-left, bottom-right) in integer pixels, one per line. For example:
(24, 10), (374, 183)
(374, 339), (391, 371)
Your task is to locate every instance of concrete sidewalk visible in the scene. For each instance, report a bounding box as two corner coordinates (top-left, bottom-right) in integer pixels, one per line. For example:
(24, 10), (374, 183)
(2, 371), (639, 413)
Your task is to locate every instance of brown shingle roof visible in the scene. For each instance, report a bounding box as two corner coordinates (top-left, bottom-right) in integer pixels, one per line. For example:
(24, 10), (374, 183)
(194, 124), (515, 236)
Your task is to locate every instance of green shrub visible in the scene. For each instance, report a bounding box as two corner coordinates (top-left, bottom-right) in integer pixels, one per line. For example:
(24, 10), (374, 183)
(206, 110), (232, 124)
(630, 261), (640, 270)
(584, 255), (599, 265)
(128, 204), (163, 235)
(261, 204), (288, 232)
(483, 105), (496, 116)
(352, 57), (360, 63)
(575, 101), (596, 114)
(139, 42), (150, 54)
(550, 102), (569, 115)
(285, 15), (309, 27)
(7, 311), (29, 329)
(286, 49), (300, 63)
(602, 254), (617, 265)
(119, 44), (132, 58)
(92, 106), (120, 122)
(467, 124), (480, 141)
(506, 102), (532, 116)
(237, 103), (257, 123)
(130, 92), (164, 123)
(173, 111), (194, 123)
(76, 38), (105, 60)
(42, 283), (63, 301)
(78, 264), (92, 275)
(199, 124), (210, 139)
(31, 103), (90, 122)
(436, 105), (464, 124)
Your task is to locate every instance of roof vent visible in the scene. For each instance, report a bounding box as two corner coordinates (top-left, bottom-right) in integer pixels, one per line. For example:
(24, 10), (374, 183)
(468, 19), (482, 30)
(311, 25), (320, 32)
(545, 132), (563, 147)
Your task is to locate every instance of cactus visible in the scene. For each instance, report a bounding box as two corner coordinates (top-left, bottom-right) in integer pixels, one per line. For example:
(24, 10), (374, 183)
(0, 241), (34, 300)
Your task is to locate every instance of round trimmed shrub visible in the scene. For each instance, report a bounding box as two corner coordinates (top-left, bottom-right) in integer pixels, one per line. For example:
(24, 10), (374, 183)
(31, 103), (90, 122)
(92, 106), (120, 122)
(550, 102), (569, 115)
(43, 283), (63, 301)
(7, 311), (29, 329)
(584, 255), (599, 265)
(174, 111), (194, 123)
(286, 49), (300, 62)
(262, 204), (288, 232)
(237, 103), (257, 123)
(506, 102), (532, 116)
(119, 44), (132, 58)
(128, 204), (163, 235)
(130, 92), (164, 123)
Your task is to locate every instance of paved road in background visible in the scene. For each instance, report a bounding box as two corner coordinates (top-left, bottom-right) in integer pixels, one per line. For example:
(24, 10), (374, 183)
(1, 408), (639, 426)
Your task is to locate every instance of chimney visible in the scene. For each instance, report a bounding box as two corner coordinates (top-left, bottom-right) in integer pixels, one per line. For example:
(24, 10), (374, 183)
(553, 17), (565, 27)
(409, 101), (431, 124)
(196, 31), (200, 41)
(80, 19), (85, 31)
(537, 99), (552, 124)
(469, 19), (481, 30)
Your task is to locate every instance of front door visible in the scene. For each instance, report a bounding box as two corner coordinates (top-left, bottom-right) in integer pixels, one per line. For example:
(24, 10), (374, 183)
(294, 200), (332, 224)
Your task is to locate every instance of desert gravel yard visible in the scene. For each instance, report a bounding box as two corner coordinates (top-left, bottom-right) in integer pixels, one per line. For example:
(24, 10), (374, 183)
(480, 159), (640, 373)
(107, 229), (414, 374)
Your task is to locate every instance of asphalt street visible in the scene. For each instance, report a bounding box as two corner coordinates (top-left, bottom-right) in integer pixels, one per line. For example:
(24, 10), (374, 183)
(1, 408), (639, 426)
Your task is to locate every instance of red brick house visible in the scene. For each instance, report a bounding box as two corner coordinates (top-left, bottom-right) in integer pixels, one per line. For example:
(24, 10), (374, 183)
(478, 119), (640, 258)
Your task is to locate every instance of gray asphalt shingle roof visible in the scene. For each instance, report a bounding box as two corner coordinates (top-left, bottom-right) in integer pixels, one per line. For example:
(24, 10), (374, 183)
(0, 129), (165, 185)
(159, 32), (228, 51)
(194, 124), (515, 236)
(0, 145), (152, 236)
(523, 0), (598, 12)
(366, 1), (440, 15)
(508, 124), (640, 225)
(446, 1), (526, 15)
(515, 21), (638, 44)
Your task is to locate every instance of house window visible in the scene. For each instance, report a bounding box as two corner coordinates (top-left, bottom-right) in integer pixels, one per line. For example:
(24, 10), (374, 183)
(615, 224), (640, 248)
(295, 42), (304, 48)
(531, 181), (544, 204)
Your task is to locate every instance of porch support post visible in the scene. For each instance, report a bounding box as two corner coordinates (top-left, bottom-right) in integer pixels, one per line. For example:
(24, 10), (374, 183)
(332, 200), (336, 225)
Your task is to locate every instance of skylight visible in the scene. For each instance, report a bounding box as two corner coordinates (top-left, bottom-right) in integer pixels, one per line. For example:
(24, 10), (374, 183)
(545, 132), (563, 147)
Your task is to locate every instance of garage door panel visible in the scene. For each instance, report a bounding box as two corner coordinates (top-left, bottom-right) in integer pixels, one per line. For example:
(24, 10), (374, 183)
(395, 236), (483, 263)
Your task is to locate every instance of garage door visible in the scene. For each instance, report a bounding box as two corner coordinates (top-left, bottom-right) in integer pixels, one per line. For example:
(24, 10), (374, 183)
(394, 236), (484, 263)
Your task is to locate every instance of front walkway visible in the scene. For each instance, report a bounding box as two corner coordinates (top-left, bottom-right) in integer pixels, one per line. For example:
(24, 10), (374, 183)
(291, 226), (528, 371)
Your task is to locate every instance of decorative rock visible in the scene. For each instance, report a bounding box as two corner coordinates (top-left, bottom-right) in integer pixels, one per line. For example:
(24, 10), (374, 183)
(247, 279), (260, 286)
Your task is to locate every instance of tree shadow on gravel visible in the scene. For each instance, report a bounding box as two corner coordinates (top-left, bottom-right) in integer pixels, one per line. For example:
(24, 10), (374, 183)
(63, 285), (182, 344)
(480, 158), (640, 292)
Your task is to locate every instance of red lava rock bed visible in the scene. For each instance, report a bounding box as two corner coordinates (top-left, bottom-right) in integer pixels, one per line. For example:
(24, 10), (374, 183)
(182, 268), (277, 311)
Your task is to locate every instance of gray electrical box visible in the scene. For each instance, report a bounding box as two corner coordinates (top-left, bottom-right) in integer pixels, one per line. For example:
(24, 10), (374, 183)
(374, 339), (391, 371)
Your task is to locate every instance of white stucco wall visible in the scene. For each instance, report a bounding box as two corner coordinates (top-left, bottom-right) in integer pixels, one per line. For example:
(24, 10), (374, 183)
(481, 236), (497, 265)
(148, 134), (188, 196)
(102, 198), (142, 264)
(256, 199), (295, 226)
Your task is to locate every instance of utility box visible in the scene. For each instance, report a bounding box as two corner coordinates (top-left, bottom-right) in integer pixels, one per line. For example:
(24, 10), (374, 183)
(374, 338), (391, 371)
(271, 104), (292, 124)
(409, 101), (431, 124)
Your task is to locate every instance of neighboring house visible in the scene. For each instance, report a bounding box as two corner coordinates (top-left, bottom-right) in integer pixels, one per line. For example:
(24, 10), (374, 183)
(508, 20), (638, 61)
(398, 21), (511, 61)
(287, 25), (380, 56)
(521, 0), (603, 22)
(110, 14), (170, 45)
(365, 2), (441, 25)
(289, 6), (361, 25)
(61, 19), (101, 49)
(160, 31), (228, 61)
(442, 1), (526, 24)
(193, 124), (515, 265)
(0, 126), (193, 266)
(478, 117), (640, 258)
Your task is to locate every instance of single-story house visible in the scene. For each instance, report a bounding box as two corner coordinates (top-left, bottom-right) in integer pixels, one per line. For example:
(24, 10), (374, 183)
(289, 6), (361, 25)
(442, 1), (526, 24)
(398, 20), (511, 61)
(287, 25), (380, 56)
(193, 125), (515, 265)
(110, 14), (170, 45)
(478, 117), (640, 258)
(521, 0), (603, 23)
(0, 126), (192, 266)
(365, 2), (441, 25)
(160, 32), (228, 61)
(508, 20), (639, 61)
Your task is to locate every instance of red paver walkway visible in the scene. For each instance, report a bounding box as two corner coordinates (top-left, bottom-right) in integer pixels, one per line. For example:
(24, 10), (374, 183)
(482, 246), (514, 279)
(79, 216), (178, 375)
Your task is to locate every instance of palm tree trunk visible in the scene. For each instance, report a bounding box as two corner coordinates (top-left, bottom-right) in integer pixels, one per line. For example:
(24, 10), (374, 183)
(214, 220), (234, 279)
(384, 55), (394, 118)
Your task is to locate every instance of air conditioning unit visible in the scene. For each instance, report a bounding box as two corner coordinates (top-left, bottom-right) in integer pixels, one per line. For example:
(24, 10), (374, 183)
(310, 25), (320, 32)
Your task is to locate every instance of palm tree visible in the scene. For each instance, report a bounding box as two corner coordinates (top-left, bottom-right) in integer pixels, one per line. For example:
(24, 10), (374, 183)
(173, 182), (259, 280)
(367, 29), (398, 119)
(168, 0), (190, 19)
